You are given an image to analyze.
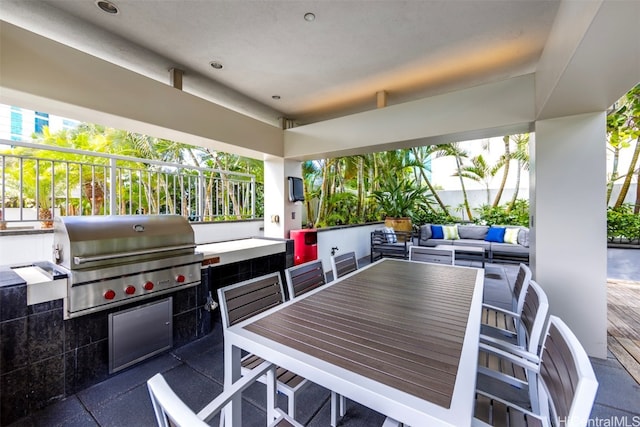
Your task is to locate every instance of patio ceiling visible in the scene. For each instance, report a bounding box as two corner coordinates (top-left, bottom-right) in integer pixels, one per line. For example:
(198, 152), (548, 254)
(2, 0), (561, 127)
(1, 1), (638, 160)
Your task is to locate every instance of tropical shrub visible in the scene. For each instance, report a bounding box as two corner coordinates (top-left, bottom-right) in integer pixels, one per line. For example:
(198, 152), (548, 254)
(473, 199), (529, 227)
(607, 204), (640, 244)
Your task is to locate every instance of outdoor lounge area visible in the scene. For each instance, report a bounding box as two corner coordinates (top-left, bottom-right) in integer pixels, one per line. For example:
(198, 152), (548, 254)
(5, 254), (639, 427)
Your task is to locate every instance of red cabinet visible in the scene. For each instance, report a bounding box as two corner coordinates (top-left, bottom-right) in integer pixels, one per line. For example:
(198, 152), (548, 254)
(290, 229), (318, 265)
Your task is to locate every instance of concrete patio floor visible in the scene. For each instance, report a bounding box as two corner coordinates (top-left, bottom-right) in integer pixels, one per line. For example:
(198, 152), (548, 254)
(7, 251), (640, 426)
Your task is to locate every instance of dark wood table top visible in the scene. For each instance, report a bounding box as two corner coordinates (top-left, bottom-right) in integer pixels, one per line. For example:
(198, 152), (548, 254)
(229, 258), (484, 426)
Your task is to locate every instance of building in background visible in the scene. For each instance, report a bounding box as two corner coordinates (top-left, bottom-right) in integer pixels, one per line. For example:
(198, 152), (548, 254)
(0, 104), (78, 142)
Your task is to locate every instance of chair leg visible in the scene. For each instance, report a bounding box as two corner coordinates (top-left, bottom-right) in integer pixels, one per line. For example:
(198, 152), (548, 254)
(287, 391), (296, 418)
(330, 392), (338, 427)
(330, 392), (347, 426)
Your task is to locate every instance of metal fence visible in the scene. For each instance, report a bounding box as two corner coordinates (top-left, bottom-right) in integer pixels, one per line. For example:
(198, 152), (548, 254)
(0, 139), (256, 228)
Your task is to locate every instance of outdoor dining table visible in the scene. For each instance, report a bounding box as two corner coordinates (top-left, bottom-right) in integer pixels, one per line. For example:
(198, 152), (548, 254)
(223, 258), (484, 426)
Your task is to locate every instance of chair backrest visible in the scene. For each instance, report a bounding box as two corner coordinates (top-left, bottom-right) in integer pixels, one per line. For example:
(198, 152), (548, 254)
(518, 279), (549, 353)
(148, 360), (279, 427)
(409, 246), (454, 265)
(512, 263), (533, 314)
(285, 259), (326, 299)
(539, 316), (598, 427)
(217, 272), (286, 329)
(331, 252), (358, 279)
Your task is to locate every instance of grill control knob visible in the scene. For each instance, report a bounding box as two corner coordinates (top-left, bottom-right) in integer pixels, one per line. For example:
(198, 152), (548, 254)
(125, 286), (136, 295)
(144, 281), (154, 291)
(176, 274), (186, 283)
(104, 290), (116, 300)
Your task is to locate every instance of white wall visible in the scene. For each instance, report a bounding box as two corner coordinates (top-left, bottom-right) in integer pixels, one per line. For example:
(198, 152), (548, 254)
(316, 223), (381, 275)
(531, 112), (608, 358)
(0, 233), (54, 265)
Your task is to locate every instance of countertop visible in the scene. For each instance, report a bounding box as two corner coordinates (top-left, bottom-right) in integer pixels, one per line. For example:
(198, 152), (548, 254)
(197, 238), (287, 267)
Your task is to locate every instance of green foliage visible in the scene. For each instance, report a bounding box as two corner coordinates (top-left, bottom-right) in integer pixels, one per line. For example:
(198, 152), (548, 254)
(369, 174), (427, 219)
(412, 207), (454, 226)
(607, 204), (640, 244)
(473, 199), (529, 226)
(317, 192), (361, 227)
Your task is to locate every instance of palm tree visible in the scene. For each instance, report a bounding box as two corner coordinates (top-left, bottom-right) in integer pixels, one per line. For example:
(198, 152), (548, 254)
(437, 143), (472, 220)
(411, 146), (451, 216)
(455, 154), (495, 207)
(611, 84), (640, 210)
(508, 134), (530, 212)
(492, 135), (511, 207)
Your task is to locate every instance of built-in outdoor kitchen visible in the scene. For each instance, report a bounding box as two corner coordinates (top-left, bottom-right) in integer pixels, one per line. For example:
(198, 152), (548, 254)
(0, 215), (292, 426)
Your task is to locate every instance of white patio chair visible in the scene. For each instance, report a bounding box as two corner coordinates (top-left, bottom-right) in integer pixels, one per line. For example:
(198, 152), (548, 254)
(474, 316), (598, 427)
(284, 260), (346, 426)
(477, 280), (549, 412)
(217, 272), (308, 420)
(147, 360), (302, 427)
(284, 259), (327, 297)
(408, 246), (454, 265)
(481, 263), (532, 334)
(331, 251), (358, 279)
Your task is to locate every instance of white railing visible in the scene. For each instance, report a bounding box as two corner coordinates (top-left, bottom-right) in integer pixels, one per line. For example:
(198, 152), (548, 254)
(0, 139), (256, 228)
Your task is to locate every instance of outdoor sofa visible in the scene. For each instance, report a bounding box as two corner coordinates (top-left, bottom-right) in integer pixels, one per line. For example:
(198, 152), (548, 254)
(416, 223), (530, 264)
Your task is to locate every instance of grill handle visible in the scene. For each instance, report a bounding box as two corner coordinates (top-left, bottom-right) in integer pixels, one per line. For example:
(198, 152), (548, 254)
(73, 244), (197, 265)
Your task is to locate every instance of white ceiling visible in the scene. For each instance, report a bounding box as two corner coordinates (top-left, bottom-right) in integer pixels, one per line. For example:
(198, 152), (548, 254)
(1, 0), (561, 127)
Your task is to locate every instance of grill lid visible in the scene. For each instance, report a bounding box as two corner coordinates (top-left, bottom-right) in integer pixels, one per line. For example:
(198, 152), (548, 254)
(53, 215), (197, 270)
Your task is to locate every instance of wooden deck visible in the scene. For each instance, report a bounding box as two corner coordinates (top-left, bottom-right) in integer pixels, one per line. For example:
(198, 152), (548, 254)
(607, 279), (640, 385)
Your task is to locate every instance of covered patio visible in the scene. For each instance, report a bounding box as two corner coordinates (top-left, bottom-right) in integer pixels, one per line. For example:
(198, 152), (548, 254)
(2, 1), (640, 425)
(2, 1), (639, 361)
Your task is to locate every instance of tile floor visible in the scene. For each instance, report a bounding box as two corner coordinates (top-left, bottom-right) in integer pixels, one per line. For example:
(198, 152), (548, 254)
(7, 257), (640, 427)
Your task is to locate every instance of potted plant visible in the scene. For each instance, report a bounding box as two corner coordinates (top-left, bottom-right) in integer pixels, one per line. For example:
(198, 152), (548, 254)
(370, 174), (427, 238)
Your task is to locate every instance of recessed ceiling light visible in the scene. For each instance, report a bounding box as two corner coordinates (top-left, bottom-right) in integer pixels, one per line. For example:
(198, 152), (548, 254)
(209, 61), (223, 70)
(272, 95), (281, 100)
(304, 12), (316, 22)
(96, 0), (119, 14)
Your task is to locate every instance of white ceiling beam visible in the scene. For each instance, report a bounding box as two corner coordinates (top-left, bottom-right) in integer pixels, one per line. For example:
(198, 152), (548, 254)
(0, 22), (283, 160)
(284, 75), (535, 160)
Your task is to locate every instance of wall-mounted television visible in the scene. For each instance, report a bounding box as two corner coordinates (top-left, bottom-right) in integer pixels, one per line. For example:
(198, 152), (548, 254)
(288, 176), (305, 202)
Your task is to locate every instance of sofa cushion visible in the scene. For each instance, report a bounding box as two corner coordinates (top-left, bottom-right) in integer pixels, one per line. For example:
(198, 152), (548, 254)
(431, 225), (444, 239)
(453, 239), (491, 250)
(518, 228), (530, 248)
(443, 225), (459, 240)
(458, 225), (489, 240)
(485, 226), (506, 243)
(504, 227), (520, 245)
(423, 239), (452, 247)
(420, 224), (432, 240)
(491, 242), (529, 256)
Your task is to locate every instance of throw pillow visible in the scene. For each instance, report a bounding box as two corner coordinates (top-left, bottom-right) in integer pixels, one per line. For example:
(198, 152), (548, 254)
(420, 224), (432, 240)
(431, 225), (444, 239)
(485, 226), (506, 243)
(384, 226), (397, 243)
(518, 228), (530, 248)
(443, 225), (459, 240)
(504, 227), (519, 245)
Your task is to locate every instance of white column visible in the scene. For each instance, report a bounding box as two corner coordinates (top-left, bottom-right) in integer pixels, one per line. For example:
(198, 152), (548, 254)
(263, 156), (302, 239)
(530, 112), (607, 358)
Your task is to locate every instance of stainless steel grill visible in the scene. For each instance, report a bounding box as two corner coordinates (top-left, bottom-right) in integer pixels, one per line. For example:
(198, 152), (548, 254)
(53, 215), (203, 318)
